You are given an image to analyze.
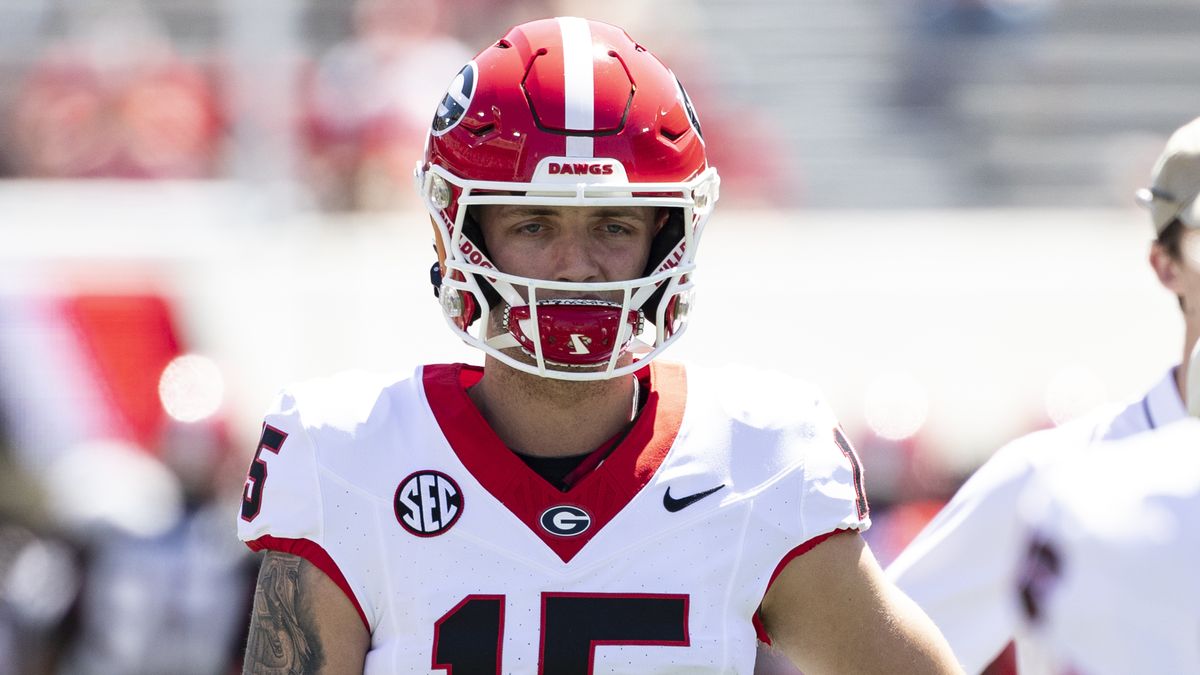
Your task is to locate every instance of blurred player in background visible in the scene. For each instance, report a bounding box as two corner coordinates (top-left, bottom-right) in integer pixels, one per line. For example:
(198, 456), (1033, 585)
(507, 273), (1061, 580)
(11, 2), (222, 180)
(302, 0), (470, 210)
(1011, 343), (1200, 674)
(237, 17), (959, 674)
(887, 115), (1200, 672)
(56, 422), (254, 675)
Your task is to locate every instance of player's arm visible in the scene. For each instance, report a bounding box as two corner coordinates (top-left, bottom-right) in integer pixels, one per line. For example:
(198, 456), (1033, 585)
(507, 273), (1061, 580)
(760, 530), (962, 674)
(243, 551), (370, 675)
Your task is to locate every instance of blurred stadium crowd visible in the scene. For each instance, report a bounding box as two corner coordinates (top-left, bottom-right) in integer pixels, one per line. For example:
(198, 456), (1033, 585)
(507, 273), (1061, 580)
(0, 0), (1195, 673)
(0, 0), (789, 211)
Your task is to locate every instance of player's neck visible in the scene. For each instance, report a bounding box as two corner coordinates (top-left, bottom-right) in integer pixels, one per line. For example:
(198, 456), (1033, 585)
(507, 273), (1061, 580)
(469, 359), (639, 458)
(1179, 332), (1198, 403)
(1176, 321), (1200, 401)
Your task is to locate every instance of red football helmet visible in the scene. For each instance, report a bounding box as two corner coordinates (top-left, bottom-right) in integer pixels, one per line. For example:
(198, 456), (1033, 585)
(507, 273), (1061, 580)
(414, 17), (719, 380)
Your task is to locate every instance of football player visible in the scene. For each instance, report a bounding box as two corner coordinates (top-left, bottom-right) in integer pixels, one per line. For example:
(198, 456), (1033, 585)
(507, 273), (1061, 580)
(238, 18), (960, 674)
(887, 115), (1200, 673)
(1010, 343), (1200, 674)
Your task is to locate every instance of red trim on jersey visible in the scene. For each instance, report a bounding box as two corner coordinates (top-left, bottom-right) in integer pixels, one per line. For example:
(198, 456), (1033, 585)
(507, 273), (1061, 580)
(245, 535), (370, 633)
(751, 529), (848, 645)
(422, 361), (686, 563)
(560, 426), (625, 489)
(432, 594), (505, 674)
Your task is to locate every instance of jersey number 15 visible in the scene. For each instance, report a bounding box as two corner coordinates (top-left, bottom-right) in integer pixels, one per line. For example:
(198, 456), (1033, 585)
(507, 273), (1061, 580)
(435, 593), (688, 674)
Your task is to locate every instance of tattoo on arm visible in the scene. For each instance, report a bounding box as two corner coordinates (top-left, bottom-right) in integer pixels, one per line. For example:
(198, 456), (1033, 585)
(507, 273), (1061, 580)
(243, 552), (326, 675)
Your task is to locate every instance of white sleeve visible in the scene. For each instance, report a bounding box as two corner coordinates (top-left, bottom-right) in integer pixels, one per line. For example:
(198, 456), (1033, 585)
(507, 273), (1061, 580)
(748, 396), (872, 645)
(885, 437), (1042, 674)
(235, 388), (373, 632)
(231, 379), (386, 629)
(237, 389), (323, 546)
(800, 420), (871, 539)
(705, 366), (870, 541)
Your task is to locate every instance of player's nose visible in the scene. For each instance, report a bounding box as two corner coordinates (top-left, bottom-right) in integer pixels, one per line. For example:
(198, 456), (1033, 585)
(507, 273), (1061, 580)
(550, 231), (602, 283)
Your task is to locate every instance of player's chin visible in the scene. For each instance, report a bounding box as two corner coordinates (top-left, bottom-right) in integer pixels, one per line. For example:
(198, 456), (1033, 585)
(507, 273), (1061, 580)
(499, 346), (629, 376)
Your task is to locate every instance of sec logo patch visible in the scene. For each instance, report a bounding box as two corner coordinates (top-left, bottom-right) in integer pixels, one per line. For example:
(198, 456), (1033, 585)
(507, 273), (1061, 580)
(394, 471), (463, 537)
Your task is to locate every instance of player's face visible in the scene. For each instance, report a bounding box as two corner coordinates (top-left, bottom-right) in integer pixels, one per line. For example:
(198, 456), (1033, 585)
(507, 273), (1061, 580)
(477, 205), (665, 300)
(1153, 227), (1200, 337)
(1175, 229), (1200, 318)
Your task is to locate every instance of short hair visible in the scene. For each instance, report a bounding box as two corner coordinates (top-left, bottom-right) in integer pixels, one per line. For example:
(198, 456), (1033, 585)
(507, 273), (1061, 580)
(1157, 218), (1187, 261)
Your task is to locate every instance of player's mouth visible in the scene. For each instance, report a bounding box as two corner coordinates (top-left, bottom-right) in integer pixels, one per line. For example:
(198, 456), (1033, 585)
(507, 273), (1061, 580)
(501, 299), (644, 368)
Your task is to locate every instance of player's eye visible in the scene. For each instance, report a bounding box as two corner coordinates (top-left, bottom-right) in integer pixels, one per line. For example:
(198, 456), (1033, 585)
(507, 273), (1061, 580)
(602, 222), (632, 235)
(517, 221), (544, 234)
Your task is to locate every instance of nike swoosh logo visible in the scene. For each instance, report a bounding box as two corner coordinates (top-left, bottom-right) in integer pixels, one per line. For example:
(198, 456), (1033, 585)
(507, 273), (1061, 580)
(663, 484), (726, 512)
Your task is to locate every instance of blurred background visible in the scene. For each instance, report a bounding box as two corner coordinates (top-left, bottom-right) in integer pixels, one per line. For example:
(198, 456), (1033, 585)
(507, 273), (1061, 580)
(0, 0), (1195, 672)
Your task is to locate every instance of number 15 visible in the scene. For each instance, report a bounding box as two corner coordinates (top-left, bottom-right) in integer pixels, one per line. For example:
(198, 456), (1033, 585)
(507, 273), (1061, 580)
(434, 592), (689, 674)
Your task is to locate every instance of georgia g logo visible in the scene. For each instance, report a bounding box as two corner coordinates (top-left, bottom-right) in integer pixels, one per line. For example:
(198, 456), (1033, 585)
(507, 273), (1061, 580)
(539, 505), (591, 537)
(672, 73), (703, 141)
(432, 61), (477, 136)
(394, 470), (463, 537)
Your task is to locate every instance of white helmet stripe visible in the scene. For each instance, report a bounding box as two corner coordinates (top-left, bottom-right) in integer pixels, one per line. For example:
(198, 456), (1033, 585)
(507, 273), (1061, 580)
(557, 16), (594, 158)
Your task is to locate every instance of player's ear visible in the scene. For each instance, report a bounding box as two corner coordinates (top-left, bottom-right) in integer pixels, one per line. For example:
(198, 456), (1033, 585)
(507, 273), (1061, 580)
(654, 208), (670, 235)
(1150, 241), (1184, 294)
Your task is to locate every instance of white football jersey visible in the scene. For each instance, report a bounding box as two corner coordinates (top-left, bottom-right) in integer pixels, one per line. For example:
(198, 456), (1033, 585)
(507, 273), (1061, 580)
(237, 361), (870, 674)
(886, 369), (1186, 673)
(1015, 418), (1200, 675)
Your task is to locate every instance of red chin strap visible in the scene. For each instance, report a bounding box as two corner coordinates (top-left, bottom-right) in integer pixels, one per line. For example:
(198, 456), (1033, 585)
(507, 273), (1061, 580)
(503, 300), (644, 367)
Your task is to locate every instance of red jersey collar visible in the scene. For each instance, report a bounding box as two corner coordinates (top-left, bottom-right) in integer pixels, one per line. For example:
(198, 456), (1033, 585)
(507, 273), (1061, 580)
(422, 361), (686, 563)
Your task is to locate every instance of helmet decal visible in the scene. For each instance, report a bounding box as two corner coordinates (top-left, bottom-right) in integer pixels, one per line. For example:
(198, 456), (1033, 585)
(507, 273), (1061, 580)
(560, 16), (596, 157)
(432, 61), (477, 136)
(673, 74), (704, 141)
